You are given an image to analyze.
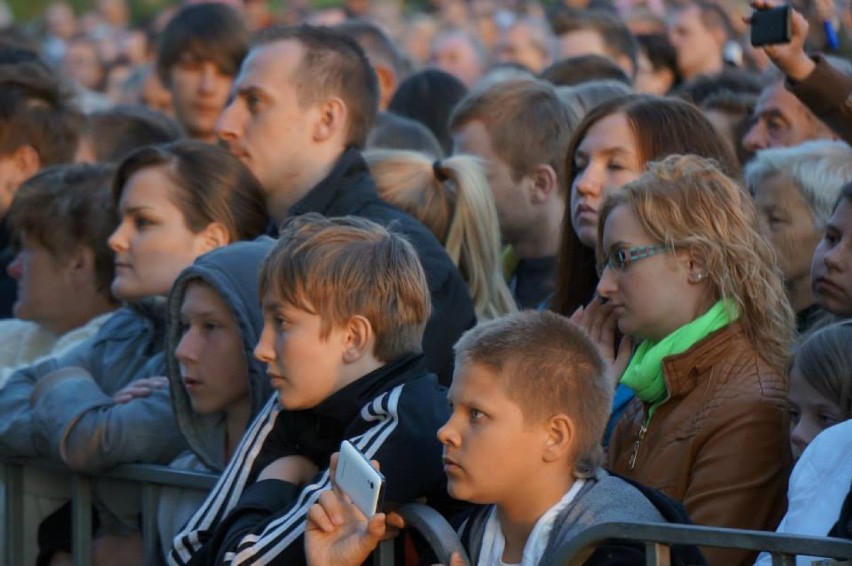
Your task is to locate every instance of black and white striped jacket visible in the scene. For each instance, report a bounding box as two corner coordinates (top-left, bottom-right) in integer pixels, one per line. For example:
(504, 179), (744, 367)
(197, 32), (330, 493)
(168, 353), (450, 565)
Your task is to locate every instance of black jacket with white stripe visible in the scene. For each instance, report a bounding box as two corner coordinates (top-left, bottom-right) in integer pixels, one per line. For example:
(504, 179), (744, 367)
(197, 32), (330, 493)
(169, 353), (450, 565)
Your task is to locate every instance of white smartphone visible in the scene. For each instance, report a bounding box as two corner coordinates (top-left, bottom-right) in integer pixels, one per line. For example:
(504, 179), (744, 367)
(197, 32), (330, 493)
(336, 440), (385, 516)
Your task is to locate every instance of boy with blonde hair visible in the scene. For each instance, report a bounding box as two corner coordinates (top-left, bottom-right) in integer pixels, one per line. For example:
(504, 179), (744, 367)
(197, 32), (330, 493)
(307, 311), (704, 565)
(169, 214), (451, 565)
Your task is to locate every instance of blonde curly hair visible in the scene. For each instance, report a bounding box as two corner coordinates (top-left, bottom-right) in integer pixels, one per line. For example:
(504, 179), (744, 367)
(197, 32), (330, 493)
(598, 154), (795, 373)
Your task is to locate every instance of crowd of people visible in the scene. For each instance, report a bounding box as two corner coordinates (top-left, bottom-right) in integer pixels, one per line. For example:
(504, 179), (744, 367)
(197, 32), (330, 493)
(0, 0), (849, 563)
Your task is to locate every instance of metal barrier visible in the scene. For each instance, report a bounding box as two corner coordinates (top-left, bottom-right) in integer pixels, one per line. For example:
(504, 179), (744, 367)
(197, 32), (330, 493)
(5, 460), (851, 566)
(1, 460), (469, 566)
(1, 458), (217, 566)
(547, 521), (852, 566)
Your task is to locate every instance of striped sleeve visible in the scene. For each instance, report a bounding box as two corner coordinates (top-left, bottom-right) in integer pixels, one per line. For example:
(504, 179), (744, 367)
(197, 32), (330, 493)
(222, 386), (404, 565)
(168, 394), (280, 566)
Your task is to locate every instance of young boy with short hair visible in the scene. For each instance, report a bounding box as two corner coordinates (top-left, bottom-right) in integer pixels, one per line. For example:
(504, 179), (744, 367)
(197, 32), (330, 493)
(169, 214), (451, 565)
(306, 310), (704, 566)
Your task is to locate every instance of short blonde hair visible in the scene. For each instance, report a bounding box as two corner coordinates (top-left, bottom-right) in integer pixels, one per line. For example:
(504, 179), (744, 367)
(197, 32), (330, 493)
(365, 149), (517, 321)
(598, 155), (795, 373)
(259, 214), (431, 361)
(454, 311), (612, 478)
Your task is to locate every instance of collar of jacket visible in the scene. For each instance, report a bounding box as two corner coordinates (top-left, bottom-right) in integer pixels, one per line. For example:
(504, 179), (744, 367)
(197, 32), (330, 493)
(660, 321), (744, 400)
(311, 352), (431, 427)
(288, 146), (372, 218)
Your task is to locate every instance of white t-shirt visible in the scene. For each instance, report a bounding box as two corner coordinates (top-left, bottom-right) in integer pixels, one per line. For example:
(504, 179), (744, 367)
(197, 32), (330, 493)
(478, 480), (586, 566)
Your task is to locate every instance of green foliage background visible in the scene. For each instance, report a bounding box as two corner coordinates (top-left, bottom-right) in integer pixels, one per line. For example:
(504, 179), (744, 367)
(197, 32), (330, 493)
(7, 0), (174, 26)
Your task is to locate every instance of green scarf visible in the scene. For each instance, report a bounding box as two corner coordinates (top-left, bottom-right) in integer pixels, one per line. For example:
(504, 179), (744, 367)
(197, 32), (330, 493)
(620, 299), (738, 419)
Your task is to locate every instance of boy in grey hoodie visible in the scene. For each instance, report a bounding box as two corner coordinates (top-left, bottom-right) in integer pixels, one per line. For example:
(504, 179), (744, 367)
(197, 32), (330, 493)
(158, 238), (276, 558)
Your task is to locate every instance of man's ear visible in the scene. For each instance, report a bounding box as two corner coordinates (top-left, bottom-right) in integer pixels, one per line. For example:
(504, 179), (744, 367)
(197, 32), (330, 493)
(342, 315), (375, 363)
(709, 27), (727, 51)
(542, 413), (576, 463)
(615, 54), (636, 79)
(11, 145), (41, 183)
(314, 97), (348, 143)
(527, 163), (559, 205)
(373, 64), (398, 110)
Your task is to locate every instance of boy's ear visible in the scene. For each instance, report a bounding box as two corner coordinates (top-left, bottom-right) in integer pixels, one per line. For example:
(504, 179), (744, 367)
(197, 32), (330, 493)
(541, 413), (576, 463)
(526, 164), (559, 205)
(341, 315), (375, 364)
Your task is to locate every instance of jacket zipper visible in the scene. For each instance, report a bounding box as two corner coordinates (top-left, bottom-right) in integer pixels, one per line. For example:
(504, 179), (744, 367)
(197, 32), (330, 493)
(628, 422), (648, 470)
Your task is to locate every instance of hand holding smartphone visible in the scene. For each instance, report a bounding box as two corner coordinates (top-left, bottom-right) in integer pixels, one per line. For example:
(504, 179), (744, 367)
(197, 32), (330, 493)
(335, 440), (385, 516)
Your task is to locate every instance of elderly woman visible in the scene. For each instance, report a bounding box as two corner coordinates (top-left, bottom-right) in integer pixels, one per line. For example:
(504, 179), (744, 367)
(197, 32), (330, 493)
(745, 140), (852, 334)
(576, 155), (794, 566)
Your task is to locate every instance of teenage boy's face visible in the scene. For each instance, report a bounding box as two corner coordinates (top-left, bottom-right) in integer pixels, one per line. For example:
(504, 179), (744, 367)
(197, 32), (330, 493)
(811, 199), (852, 316)
(437, 361), (552, 507)
(175, 281), (250, 415)
(169, 54), (234, 143)
(255, 296), (350, 410)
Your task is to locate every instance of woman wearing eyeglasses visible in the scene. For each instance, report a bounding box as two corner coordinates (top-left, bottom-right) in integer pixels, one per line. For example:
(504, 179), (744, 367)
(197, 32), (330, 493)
(576, 155), (795, 566)
(551, 94), (740, 444)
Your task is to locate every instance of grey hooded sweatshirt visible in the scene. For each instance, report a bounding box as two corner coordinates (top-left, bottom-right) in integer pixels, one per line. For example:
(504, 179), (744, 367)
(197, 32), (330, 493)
(157, 238), (275, 558)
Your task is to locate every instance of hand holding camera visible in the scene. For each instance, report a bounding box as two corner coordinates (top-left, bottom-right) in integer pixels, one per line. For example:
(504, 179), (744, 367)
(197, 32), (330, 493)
(747, 0), (816, 81)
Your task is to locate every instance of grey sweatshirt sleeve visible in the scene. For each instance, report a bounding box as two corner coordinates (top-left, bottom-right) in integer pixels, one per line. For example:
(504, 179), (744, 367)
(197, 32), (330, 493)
(0, 338), (98, 458)
(30, 371), (186, 473)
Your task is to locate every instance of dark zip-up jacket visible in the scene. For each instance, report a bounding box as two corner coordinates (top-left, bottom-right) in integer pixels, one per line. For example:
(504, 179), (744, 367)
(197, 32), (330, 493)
(169, 353), (451, 565)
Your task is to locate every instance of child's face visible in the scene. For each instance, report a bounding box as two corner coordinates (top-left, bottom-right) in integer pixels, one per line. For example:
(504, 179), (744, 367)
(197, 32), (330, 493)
(255, 296), (350, 410)
(437, 361), (553, 508)
(788, 363), (843, 458)
(175, 281), (250, 416)
(811, 199), (852, 317)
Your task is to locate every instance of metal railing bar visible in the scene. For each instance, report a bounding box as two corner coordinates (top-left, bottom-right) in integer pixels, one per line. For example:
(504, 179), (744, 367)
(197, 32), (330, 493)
(771, 554), (797, 566)
(645, 541), (671, 566)
(548, 522), (852, 565)
(141, 482), (161, 566)
(3, 461), (24, 565)
(397, 503), (471, 566)
(105, 464), (218, 490)
(71, 474), (92, 566)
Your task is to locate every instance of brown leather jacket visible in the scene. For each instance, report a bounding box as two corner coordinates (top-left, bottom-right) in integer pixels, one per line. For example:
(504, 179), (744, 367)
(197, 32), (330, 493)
(608, 322), (791, 566)
(788, 54), (852, 146)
